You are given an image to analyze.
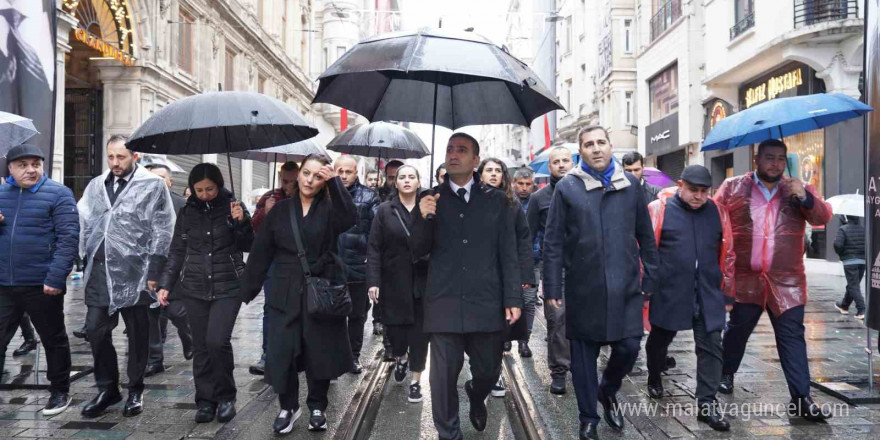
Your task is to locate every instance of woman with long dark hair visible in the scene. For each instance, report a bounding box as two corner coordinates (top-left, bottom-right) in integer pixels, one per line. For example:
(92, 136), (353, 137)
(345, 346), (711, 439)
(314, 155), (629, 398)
(366, 165), (430, 403)
(476, 158), (536, 397)
(241, 154), (357, 435)
(158, 163), (254, 423)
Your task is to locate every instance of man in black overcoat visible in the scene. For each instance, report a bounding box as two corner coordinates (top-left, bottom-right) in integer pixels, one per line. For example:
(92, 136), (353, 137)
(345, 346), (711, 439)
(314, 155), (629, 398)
(413, 133), (522, 440)
(543, 126), (659, 440)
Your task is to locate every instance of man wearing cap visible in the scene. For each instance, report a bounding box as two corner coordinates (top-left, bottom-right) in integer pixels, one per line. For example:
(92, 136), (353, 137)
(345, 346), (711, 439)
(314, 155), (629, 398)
(0, 144), (79, 415)
(644, 165), (735, 431)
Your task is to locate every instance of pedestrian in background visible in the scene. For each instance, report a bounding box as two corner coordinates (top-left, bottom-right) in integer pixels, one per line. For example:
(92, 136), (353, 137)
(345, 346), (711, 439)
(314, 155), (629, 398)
(367, 164), (430, 404)
(621, 152), (662, 205)
(715, 139), (834, 421)
(413, 133), (522, 440)
(242, 154), (356, 435)
(512, 167), (538, 358)
(335, 155), (380, 374)
(543, 126), (659, 440)
(526, 145), (574, 396)
(144, 164), (193, 378)
(834, 215), (866, 320)
(158, 163), (253, 424)
(477, 157), (535, 399)
(644, 165), (734, 432)
(435, 163), (447, 187)
(365, 170), (380, 190)
(0, 144), (78, 415)
(378, 159), (403, 203)
(78, 136), (175, 418)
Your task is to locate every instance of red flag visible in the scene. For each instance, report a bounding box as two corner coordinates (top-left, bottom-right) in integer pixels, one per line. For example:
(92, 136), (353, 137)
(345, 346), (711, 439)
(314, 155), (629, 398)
(340, 108), (348, 131)
(543, 114), (551, 149)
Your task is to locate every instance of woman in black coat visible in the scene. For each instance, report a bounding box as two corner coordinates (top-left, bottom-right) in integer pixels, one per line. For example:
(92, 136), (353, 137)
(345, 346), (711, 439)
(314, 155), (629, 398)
(366, 165), (429, 403)
(241, 154), (356, 435)
(477, 158), (536, 398)
(158, 163), (253, 424)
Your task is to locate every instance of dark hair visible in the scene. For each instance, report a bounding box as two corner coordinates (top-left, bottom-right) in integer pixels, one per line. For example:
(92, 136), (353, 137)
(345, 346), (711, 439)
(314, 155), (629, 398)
(477, 158), (514, 201)
(621, 152), (644, 167)
(757, 139), (788, 156)
(385, 160), (404, 172)
(144, 163), (171, 174)
(513, 168), (534, 180)
(435, 163), (447, 179)
(449, 132), (481, 156)
(188, 163), (225, 191)
(107, 134), (128, 146)
(302, 153), (332, 168)
(280, 161), (299, 172)
(576, 125), (610, 144)
(396, 164), (421, 181)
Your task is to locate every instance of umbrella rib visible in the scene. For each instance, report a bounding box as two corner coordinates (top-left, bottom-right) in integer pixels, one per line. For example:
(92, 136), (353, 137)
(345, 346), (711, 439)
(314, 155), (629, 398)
(505, 81), (530, 128)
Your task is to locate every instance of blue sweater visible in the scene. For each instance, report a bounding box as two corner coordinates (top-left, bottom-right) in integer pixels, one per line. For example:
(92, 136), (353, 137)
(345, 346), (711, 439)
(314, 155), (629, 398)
(0, 175), (80, 289)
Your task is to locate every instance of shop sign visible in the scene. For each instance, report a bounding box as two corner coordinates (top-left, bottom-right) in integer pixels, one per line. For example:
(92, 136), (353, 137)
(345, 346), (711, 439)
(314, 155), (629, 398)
(744, 68), (803, 108)
(703, 99), (733, 136)
(739, 62), (820, 110)
(74, 28), (135, 66)
(645, 112), (679, 157)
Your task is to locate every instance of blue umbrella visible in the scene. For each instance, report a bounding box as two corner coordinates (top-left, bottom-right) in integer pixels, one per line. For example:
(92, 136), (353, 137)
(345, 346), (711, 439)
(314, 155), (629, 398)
(529, 143), (579, 174)
(701, 93), (872, 151)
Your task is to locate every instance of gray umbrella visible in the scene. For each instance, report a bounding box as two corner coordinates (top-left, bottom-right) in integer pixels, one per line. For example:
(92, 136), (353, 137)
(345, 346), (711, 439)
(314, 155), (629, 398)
(0, 111), (38, 151)
(326, 121), (429, 159)
(229, 139), (328, 189)
(313, 28), (564, 183)
(127, 91), (318, 197)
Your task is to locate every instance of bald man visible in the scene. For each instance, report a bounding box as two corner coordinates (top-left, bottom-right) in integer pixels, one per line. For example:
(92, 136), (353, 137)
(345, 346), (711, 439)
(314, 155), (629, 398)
(334, 156), (380, 373)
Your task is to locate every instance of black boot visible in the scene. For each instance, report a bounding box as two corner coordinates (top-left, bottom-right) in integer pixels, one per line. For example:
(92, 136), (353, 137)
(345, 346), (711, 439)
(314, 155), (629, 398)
(598, 387), (624, 431)
(646, 376), (664, 399)
(789, 396), (832, 422)
(697, 401), (730, 431)
(12, 340), (37, 356)
(718, 373), (734, 394)
(122, 391), (143, 417)
(579, 421), (599, 439)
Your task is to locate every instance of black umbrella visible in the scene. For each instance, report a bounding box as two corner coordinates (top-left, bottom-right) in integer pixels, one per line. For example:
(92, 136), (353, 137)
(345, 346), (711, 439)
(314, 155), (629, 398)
(326, 121), (429, 159)
(313, 28), (564, 183)
(229, 139), (328, 188)
(128, 91), (318, 197)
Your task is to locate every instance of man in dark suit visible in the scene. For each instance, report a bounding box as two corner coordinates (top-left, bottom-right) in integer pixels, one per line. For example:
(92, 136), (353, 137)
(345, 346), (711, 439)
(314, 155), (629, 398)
(143, 164), (193, 377)
(413, 133), (522, 440)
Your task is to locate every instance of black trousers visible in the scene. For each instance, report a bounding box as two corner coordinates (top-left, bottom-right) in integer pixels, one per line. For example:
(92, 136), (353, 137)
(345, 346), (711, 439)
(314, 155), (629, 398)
(278, 373), (332, 412)
(17, 313), (35, 342)
(841, 264), (866, 314)
(722, 303), (810, 398)
(386, 299), (429, 372)
(570, 336), (641, 425)
(182, 296), (241, 406)
(430, 331), (504, 440)
(148, 300), (192, 367)
(0, 286), (71, 393)
(646, 317), (722, 404)
(86, 304), (150, 393)
(347, 282), (369, 360)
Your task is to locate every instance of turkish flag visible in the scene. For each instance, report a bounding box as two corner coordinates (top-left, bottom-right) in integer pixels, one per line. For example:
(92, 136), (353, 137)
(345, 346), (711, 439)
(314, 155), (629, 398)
(340, 108), (348, 131)
(543, 115), (551, 150)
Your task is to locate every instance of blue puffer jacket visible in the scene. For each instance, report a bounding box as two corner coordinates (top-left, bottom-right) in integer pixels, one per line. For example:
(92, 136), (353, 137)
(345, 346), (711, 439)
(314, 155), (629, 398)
(0, 175), (80, 290)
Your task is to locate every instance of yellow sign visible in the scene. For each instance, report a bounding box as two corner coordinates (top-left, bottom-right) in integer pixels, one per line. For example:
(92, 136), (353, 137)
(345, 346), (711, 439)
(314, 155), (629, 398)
(744, 68), (803, 108)
(709, 101), (727, 131)
(74, 28), (135, 66)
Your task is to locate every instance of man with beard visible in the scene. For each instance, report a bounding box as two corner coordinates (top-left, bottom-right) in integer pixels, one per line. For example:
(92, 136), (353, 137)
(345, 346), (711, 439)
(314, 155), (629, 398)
(526, 146), (574, 395)
(365, 170), (380, 190)
(715, 139), (834, 421)
(512, 168), (537, 357)
(378, 160), (403, 202)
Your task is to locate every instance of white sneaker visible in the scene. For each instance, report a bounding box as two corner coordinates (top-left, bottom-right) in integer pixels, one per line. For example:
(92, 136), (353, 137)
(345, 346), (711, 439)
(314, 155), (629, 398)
(491, 377), (506, 398)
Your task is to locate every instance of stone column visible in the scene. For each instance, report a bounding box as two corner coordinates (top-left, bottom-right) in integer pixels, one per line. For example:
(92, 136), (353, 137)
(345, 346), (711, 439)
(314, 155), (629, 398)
(94, 60), (145, 171)
(52, 8), (78, 183)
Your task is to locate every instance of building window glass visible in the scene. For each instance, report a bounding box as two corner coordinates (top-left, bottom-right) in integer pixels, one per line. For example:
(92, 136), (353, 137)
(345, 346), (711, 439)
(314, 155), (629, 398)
(625, 91), (633, 125)
(225, 49), (236, 91)
(624, 19), (632, 53)
(649, 63), (678, 123)
(178, 10), (194, 74)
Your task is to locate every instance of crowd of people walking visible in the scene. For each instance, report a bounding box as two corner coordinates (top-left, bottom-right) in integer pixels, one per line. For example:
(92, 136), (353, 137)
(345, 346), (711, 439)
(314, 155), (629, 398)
(0, 125), (842, 440)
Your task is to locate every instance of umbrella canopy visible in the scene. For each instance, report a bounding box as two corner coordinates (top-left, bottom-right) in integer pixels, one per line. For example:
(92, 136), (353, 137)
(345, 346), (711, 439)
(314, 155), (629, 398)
(326, 121), (429, 159)
(644, 167), (675, 188)
(127, 91), (319, 155)
(701, 93), (872, 151)
(229, 138), (327, 163)
(139, 154), (185, 173)
(529, 143), (579, 175)
(314, 28), (564, 130)
(826, 193), (864, 217)
(0, 111), (38, 150)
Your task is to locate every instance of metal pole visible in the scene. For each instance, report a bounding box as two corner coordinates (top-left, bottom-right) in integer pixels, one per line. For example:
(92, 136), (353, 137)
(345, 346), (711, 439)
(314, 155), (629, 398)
(224, 126), (236, 199)
(429, 83), (439, 186)
(862, 0), (873, 394)
(271, 152), (277, 189)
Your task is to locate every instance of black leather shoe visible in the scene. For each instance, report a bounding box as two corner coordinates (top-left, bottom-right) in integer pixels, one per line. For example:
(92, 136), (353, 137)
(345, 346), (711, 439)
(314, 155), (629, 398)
(373, 323), (384, 336)
(697, 402), (730, 431)
(122, 392), (143, 417)
(194, 404), (216, 423)
(184, 349), (194, 361)
(718, 374), (734, 394)
(12, 340), (37, 356)
(81, 391), (122, 418)
(647, 377), (664, 399)
(579, 421), (599, 440)
(550, 375), (567, 395)
(789, 396), (832, 422)
(217, 400), (236, 423)
(73, 327), (88, 339)
(465, 380), (487, 431)
(144, 364), (166, 378)
(249, 354), (265, 376)
(518, 341), (533, 358)
(598, 387), (624, 431)
(503, 341), (512, 352)
(350, 359), (363, 375)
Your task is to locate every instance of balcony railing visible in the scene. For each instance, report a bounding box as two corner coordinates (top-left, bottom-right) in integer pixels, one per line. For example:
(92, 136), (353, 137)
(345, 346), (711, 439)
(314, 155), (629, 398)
(793, 0), (858, 27)
(729, 12), (755, 40)
(650, 0), (682, 42)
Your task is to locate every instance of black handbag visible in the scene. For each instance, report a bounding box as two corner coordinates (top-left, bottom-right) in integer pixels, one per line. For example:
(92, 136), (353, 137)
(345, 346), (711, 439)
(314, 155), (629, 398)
(288, 201), (352, 318)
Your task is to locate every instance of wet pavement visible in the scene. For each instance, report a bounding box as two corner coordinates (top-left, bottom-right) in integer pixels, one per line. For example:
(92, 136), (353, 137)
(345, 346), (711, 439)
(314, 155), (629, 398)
(2, 260), (880, 439)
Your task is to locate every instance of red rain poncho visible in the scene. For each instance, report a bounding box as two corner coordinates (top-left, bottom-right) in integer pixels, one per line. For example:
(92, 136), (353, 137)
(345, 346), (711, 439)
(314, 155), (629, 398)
(713, 172), (832, 316)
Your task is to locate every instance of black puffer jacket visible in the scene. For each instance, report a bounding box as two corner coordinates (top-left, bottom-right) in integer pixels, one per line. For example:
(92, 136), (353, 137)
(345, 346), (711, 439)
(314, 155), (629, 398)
(159, 189), (254, 301)
(834, 220), (865, 262)
(337, 181), (379, 282)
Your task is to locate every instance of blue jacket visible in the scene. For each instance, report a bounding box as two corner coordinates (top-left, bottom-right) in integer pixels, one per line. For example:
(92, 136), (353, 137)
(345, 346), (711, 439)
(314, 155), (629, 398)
(0, 175), (80, 290)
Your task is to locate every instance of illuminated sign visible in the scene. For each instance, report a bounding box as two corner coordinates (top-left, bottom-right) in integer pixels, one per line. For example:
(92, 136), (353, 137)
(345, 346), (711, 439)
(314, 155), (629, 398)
(709, 101), (727, 130)
(74, 28), (135, 66)
(744, 68), (803, 108)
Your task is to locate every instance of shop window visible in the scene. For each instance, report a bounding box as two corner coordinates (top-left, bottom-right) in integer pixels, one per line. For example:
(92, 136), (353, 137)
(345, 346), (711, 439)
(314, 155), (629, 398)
(649, 63), (678, 123)
(178, 10), (194, 74)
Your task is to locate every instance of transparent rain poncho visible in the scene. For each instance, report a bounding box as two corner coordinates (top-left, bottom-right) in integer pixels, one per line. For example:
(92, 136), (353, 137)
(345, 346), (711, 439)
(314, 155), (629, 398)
(78, 167), (175, 315)
(714, 172), (832, 316)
